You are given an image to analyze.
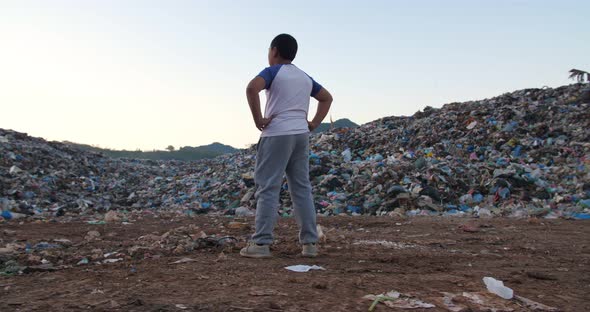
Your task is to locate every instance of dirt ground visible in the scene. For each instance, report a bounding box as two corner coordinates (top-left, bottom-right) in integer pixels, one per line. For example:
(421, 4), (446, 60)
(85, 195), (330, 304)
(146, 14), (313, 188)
(0, 215), (588, 312)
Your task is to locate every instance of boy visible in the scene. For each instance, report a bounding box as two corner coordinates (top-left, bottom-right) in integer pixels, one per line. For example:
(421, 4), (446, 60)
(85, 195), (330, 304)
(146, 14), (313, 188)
(240, 34), (333, 258)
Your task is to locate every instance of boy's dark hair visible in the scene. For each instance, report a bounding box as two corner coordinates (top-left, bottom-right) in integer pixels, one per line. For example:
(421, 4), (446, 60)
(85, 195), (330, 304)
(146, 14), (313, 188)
(270, 34), (298, 61)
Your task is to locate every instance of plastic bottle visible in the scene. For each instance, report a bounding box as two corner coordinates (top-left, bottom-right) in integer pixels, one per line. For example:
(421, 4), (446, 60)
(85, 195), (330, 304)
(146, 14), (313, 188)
(483, 277), (513, 299)
(341, 148), (352, 162)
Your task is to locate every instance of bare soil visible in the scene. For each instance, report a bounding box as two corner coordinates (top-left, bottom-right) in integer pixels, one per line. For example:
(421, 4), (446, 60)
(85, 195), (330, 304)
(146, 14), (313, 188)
(1, 215), (589, 311)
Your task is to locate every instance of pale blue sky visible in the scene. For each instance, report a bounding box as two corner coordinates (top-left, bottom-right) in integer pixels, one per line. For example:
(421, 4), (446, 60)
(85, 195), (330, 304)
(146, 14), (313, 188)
(0, 0), (588, 150)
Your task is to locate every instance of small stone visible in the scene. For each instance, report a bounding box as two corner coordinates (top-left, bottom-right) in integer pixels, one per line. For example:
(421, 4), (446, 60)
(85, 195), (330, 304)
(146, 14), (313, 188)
(172, 245), (185, 255)
(227, 221), (249, 230)
(27, 255), (42, 264)
(85, 230), (101, 241)
(268, 302), (281, 310)
(3, 229), (16, 236)
(0, 247), (15, 255)
(215, 251), (227, 262)
(104, 210), (121, 222)
(235, 207), (254, 217)
(311, 281), (328, 289)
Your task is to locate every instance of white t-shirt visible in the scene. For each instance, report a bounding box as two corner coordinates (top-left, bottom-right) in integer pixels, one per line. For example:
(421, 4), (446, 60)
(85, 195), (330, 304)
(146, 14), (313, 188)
(257, 64), (322, 137)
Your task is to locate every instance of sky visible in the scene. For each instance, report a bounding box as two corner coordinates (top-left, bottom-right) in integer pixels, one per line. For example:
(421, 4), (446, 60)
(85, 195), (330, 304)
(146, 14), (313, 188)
(0, 0), (588, 150)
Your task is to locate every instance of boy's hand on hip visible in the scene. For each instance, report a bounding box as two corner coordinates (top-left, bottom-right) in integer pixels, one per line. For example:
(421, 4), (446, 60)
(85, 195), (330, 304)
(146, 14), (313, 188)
(308, 120), (319, 131)
(256, 117), (272, 131)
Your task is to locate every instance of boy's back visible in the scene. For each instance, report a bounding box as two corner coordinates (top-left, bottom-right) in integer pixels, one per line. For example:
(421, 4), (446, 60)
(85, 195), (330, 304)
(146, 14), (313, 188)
(258, 64), (322, 137)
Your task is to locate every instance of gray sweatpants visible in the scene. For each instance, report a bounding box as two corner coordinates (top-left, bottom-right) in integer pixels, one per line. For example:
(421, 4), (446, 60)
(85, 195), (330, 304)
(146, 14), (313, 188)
(251, 133), (318, 245)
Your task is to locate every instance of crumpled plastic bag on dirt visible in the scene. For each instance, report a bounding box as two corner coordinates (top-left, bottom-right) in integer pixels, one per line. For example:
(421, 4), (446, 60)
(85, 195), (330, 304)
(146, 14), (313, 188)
(284, 265), (326, 272)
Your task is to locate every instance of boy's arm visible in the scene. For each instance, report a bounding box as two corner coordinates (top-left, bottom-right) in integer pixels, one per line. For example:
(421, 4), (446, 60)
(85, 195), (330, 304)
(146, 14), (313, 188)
(246, 76), (272, 131)
(308, 87), (333, 131)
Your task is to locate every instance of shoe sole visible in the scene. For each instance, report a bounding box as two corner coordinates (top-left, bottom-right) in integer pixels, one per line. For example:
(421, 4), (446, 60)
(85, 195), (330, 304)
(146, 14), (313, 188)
(240, 250), (271, 258)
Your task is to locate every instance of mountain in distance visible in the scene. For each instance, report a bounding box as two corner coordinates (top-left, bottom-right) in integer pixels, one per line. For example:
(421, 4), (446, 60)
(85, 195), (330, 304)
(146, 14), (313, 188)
(66, 141), (239, 161)
(313, 118), (359, 133)
(178, 142), (237, 154)
(65, 118), (358, 161)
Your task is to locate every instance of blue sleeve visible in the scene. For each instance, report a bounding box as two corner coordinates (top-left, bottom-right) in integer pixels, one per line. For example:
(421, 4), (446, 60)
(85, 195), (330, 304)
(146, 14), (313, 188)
(310, 78), (322, 97)
(304, 72), (323, 97)
(257, 64), (283, 89)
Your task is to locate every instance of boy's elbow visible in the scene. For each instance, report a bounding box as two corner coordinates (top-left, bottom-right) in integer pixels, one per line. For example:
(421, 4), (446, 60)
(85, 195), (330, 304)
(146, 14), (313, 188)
(318, 88), (333, 103)
(246, 86), (264, 97)
(327, 93), (333, 103)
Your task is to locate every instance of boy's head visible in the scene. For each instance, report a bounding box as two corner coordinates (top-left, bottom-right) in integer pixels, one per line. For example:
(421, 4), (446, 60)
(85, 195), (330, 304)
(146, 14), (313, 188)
(268, 34), (297, 65)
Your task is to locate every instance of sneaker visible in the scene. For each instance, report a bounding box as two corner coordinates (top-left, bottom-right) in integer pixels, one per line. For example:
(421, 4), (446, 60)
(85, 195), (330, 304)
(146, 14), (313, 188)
(240, 242), (271, 258)
(301, 243), (318, 257)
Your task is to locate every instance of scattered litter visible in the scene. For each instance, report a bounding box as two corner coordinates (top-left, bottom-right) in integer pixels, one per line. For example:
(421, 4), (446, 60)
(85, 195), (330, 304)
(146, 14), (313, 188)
(9, 166), (22, 175)
(0, 247), (16, 255)
(235, 207), (254, 217)
(194, 236), (238, 249)
(437, 292), (515, 311)
(52, 238), (72, 245)
(514, 295), (559, 311)
(102, 258), (123, 264)
(2, 229), (16, 236)
(364, 290), (435, 310)
(483, 277), (514, 299)
(354, 240), (417, 249)
(103, 251), (119, 258)
(284, 265), (326, 273)
(169, 257), (198, 265)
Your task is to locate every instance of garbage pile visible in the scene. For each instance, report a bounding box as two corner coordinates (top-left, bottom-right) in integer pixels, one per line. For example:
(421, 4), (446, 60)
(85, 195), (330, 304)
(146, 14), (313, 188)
(1, 83), (589, 219)
(0, 130), (177, 217)
(0, 128), (258, 218)
(305, 83), (590, 218)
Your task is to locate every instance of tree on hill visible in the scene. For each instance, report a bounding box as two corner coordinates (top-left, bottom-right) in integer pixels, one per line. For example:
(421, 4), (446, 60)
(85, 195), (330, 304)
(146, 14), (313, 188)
(569, 69), (589, 83)
(65, 141), (238, 161)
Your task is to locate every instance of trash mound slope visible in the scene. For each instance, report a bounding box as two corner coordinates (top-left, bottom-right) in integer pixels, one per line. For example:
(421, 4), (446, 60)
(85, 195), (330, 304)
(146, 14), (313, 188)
(1, 83), (589, 219)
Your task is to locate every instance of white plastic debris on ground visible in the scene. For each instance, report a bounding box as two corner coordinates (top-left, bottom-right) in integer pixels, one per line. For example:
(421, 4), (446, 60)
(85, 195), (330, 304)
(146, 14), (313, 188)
(284, 265), (326, 273)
